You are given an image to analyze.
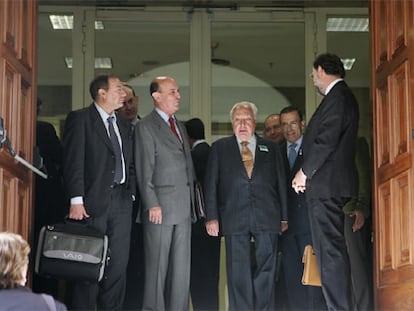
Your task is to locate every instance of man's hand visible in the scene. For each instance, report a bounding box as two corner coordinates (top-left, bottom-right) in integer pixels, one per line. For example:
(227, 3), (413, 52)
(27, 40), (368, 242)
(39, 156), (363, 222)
(206, 220), (219, 236)
(349, 210), (365, 232)
(292, 168), (307, 193)
(69, 204), (90, 220)
(149, 206), (162, 224)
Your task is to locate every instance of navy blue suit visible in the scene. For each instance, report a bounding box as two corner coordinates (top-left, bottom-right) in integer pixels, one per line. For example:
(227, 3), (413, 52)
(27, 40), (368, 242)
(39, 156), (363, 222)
(281, 141), (326, 310)
(301, 80), (359, 310)
(189, 141), (221, 311)
(205, 135), (287, 310)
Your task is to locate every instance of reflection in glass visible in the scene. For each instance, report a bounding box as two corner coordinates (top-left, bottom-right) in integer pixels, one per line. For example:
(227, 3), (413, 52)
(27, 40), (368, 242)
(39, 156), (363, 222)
(211, 21), (305, 138)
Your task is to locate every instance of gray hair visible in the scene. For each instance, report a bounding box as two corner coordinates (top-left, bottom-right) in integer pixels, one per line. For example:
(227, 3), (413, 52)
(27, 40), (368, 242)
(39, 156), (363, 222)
(229, 101), (258, 121)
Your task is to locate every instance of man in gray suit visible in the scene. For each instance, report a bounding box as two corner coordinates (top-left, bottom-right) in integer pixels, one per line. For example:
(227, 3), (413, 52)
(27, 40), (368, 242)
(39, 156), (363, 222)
(134, 76), (195, 311)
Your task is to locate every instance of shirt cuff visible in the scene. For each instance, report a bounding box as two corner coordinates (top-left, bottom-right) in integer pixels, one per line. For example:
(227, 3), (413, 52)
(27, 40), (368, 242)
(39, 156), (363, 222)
(71, 196), (83, 205)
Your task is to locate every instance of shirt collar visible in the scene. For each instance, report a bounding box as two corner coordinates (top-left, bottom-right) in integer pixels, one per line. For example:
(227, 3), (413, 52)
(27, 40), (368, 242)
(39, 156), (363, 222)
(192, 139), (207, 149)
(94, 102), (115, 123)
(325, 78), (343, 95)
(155, 107), (173, 124)
(287, 135), (303, 149)
(236, 135), (256, 146)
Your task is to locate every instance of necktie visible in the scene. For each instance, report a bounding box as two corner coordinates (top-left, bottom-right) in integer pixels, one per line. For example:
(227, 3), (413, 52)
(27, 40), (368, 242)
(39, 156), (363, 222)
(288, 143), (297, 169)
(169, 116), (182, 143)
(241, 141), (254, 178)
(107, 116), (123, 184)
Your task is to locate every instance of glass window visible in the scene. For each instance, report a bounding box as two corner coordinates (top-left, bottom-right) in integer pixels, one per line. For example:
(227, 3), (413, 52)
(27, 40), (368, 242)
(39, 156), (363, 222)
(37, 11), (73, 136)
(95, 20), (190, 118)
(211, 21), (305, 139)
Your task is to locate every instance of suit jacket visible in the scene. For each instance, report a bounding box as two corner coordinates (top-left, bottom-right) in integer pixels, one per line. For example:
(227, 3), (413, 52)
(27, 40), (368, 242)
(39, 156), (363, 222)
(191, 141), (210, 188)
(302, 80), (359, 200)
(62, 104), (135, 217)
(282, 140), (311, 236)
(0, 286), (67, 311)
(134, 109), (195, 225)
(204, 135), (287, 235)
(342, 136), (371, 217)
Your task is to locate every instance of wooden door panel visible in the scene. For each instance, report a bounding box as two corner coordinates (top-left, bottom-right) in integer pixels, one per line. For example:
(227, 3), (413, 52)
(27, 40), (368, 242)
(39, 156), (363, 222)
(371, 0), (414, 309)
(372, 0), (388, 67)
(377, 182), (392, 275)
(390, 0), (406, 56)
(391, 62), (409, 158)
(0, 0), (37, 243)
(376, 82), (390, 167)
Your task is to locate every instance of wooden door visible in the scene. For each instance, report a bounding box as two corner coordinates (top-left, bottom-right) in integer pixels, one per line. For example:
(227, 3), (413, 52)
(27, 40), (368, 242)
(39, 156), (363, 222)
(371, 0), (414, 309)
(0, 0), (37, 242)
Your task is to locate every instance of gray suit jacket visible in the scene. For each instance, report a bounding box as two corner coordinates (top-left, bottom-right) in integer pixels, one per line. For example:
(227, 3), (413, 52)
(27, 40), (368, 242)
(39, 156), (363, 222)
(134, 109), (195, 225)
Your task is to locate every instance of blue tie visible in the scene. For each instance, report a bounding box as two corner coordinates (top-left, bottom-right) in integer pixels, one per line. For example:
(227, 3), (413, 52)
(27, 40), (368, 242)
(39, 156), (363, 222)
(107, 116), (123, 184)
(288, 143), (297, 169)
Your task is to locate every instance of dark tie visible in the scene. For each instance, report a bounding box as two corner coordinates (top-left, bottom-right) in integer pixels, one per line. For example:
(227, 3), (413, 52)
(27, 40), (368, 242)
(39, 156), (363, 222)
(169, 116), (182, 143)
(107, 116), (123, 184)
(241, 141), (254, 178)
(288, 143), (297, 169)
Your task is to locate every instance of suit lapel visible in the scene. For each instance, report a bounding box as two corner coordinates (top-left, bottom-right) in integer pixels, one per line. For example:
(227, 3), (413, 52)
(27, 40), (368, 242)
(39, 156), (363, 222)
(254, 136), (266, 174)
(151, 110), (184, 149)
(89, 104), (113, 152)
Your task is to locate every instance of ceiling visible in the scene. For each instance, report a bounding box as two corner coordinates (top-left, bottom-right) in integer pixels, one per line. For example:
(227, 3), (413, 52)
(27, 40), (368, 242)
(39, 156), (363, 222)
(39, 0), (368, 8)
(37, 0), (370, 91)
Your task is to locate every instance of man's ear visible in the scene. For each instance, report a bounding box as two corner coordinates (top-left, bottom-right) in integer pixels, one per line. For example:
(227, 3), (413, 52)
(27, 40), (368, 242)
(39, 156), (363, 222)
(98, 88), (106, 98)
(317, 66), (325, 75)
(151, 92), (160, 102)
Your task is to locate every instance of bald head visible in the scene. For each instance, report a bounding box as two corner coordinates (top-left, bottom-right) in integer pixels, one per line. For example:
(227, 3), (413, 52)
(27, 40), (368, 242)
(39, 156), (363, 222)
(263, 113), (284, 143)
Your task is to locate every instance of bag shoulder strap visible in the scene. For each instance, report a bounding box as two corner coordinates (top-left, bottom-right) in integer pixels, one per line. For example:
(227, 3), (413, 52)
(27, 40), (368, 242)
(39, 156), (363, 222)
(41, 294), (57, 311)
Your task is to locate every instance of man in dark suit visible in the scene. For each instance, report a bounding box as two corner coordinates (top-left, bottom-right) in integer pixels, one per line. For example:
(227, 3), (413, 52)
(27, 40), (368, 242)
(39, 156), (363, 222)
(62, 74), (136, 310)
(280, 106), (326, 310)
(205, 101), (288, 310)
(33, 98), (66, 298)
(134, 76), (195, 311)
(118, 84), (145, 311)
(184, 118), (220, 311)
(292, 53), (359, 310)
(343, 136), (373, 310)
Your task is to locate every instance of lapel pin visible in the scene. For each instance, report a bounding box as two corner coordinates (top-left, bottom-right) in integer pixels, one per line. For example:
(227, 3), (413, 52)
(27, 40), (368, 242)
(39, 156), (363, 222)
(258, 145), (269, 152)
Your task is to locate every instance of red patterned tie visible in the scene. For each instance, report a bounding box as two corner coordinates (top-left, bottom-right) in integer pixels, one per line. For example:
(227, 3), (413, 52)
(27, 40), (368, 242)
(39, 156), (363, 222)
(169, 116), (182, 143)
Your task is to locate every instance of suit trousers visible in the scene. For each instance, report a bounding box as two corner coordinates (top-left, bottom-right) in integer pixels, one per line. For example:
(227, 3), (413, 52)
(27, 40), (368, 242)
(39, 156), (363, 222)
(283, 232), (326, 310)
(71, 185), (132, 310)
(344, 215), (373, 310)
(190, 220), (221, 311)
(142, 222), (191, 311)
(307, 197), (354, 311)
(225, 232), (278, 311)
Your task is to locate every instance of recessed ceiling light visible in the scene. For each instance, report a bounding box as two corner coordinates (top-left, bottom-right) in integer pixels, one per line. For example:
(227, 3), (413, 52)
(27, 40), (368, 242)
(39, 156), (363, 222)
(341, 58), (356, 70)
(95, 58), (112, 69)
(95, 21), (104, 30)
(327, 18), (369, 32)
(49, 15), (104, 30)
(64, 57), (73, 68)
(64, 57), (112, 69)
(50, 15), (73, 30)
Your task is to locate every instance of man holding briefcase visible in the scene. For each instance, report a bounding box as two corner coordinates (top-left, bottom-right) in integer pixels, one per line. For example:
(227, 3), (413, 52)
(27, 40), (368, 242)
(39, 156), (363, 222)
(62, 74), (136, 310)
